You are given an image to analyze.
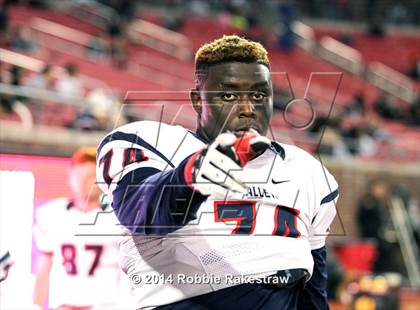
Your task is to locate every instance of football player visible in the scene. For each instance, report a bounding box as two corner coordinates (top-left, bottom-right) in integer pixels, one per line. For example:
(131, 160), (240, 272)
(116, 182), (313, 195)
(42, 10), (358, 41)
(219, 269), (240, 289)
(97, 35), (339, 309)
(33, 147), (123, 309)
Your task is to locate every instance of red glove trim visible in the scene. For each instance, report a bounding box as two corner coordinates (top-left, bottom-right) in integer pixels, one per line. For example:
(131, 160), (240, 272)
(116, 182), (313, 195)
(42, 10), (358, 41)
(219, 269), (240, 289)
(233, 132), (258, 166)
(184, 151), (202, 190)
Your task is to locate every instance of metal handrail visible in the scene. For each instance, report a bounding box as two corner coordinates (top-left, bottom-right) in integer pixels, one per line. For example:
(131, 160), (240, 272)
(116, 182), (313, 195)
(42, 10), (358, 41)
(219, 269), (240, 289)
(66, 0), (120, 29)
(291, 21), (418, 103)
(388, 196), (420, 287)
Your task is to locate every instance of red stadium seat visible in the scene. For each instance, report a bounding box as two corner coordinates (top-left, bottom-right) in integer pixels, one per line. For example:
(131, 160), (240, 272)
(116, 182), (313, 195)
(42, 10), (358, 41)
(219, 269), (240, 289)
(333, 241), (378, 274)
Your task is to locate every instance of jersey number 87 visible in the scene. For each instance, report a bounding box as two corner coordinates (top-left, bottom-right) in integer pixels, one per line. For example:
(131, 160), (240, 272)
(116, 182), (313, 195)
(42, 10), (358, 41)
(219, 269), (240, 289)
(61, 244), (103, 276)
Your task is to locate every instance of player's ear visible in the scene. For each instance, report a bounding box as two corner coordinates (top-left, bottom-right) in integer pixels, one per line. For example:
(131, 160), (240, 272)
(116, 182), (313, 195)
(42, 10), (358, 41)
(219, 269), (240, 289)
(190, 88), (202, 115)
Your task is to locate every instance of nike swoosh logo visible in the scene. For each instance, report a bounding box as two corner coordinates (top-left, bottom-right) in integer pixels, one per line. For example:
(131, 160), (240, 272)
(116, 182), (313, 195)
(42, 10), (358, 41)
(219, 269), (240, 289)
(272, 179), (291, 184)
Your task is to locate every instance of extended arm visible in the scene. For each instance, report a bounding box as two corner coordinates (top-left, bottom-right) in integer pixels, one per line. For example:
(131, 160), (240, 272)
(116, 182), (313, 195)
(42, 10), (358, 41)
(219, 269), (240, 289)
(98, 131), (269, 235)
(111, 158), (207, 234)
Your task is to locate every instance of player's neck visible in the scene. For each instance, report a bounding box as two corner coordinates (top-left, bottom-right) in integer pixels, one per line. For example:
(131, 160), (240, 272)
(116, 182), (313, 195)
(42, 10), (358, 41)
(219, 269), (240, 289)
(195, 127), (211, 143)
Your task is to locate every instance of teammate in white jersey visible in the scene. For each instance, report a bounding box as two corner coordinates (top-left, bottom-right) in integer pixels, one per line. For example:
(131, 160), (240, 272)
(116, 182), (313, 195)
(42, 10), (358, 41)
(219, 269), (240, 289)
(97, 35), (339, 309)
(33, 147), (123, 310)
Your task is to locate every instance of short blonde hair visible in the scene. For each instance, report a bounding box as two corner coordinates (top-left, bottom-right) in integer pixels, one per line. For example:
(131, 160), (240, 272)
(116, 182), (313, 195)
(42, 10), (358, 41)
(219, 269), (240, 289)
(194, 35), (270, 87)
(195, 35), (269, 69)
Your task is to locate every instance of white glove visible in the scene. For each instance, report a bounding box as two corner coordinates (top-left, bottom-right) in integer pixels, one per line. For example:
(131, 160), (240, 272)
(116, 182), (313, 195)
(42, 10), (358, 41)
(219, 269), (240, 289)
(184, 131), (271, 198)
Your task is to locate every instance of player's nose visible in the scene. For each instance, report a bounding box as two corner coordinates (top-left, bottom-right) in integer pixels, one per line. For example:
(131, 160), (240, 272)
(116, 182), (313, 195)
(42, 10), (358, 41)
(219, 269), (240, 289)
(238, 97), (256, 118)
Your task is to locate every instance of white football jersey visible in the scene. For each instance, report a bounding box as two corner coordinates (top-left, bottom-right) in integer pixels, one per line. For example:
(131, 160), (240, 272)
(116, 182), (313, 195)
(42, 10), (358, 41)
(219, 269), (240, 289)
(34, 198), (124, 308)
(96, 121), (339, 309)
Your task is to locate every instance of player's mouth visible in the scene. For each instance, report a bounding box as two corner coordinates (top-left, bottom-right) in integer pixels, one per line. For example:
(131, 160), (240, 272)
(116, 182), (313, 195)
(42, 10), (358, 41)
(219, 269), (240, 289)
(235, 123), (261, 133)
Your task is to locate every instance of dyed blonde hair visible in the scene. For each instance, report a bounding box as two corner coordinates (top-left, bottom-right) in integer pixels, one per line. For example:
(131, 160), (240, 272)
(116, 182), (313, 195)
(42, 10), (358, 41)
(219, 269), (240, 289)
(194, 35), (270, 87)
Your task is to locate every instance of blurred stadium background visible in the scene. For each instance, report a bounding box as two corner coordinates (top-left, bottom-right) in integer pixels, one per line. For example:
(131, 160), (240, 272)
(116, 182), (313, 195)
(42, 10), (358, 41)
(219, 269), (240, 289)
(0, 0), (419, 309)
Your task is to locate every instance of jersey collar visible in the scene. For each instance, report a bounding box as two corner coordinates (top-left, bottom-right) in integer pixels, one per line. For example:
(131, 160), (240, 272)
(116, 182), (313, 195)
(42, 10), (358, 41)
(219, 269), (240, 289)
(270, 142), (286, 160)
(67, 200), (108, 211)
(66, 200), (74, 210)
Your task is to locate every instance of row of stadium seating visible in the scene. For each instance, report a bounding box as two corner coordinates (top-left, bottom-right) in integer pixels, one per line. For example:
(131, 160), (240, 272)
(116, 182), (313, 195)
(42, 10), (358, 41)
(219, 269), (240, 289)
(313, 28), (420, 80)
(2, 5), (419, 161)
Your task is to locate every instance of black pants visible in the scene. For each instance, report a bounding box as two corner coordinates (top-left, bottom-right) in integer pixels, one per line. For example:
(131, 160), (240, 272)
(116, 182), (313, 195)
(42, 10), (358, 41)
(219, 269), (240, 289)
(155, 281), (305, 310)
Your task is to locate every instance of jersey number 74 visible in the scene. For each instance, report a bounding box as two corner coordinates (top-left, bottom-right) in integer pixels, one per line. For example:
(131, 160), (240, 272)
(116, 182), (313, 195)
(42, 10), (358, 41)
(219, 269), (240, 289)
(214, 201), (301, 237)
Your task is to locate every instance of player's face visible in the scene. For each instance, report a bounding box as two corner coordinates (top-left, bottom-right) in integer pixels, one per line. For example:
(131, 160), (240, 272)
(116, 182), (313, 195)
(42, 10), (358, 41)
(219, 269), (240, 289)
(69, 162), (101, 204)
(192, 62), (273, 141)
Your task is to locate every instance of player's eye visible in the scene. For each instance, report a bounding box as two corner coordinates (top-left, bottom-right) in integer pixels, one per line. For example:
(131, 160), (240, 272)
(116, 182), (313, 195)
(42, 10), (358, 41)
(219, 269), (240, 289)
(221, 93), (237, 102)
(251, 92), (266, 101)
